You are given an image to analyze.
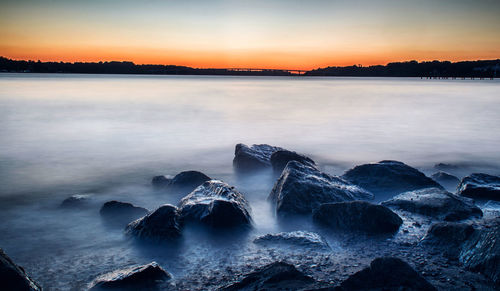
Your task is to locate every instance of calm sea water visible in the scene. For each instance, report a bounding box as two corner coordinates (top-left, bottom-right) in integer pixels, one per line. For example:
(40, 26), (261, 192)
(0, 73), (499, 289)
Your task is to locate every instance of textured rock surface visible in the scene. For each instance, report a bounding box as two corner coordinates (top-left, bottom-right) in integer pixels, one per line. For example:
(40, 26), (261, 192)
(89, 262), (170, 290)
(431, 171), (460, 190)
(100, 201), (148, 226)
(342, 160), (443, 199)
(313, 201), (403, 234)
(382, 188), (483, 221)
(253, 231), (330, 250)
(458, 173), (500, 201)
(270, 150), (316, 174)
(423, 222), (475, 258)
(269, 161), (373, 216)
(0, 248), (41, 291)
(125, 204), (181, 241)
(233, 143), (283, 172)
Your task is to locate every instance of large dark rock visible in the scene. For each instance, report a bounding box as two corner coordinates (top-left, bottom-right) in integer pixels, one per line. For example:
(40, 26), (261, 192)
(152, 171), (211, 193)
(89, 262), (171, 290)
(100, 201), (148, 226)
(381, 188), (483, 221)
(125, 204), (181, 241)
(220, 261), (316, 291)
(270, 150), (316, 174)
(423, 221), (475, 258)
(458, 173), (500, 201)
(60, 194), (92, 208)
(313, 201), (402, 234)
(178, 180), (252, 228)
(253, 231), (330, 250)
(268, 161), (373, 216)
(431, 171), (460, 190)
(459, 218), (500, 286)
(0, 248), (41, 291)
(342, 160), (443, 199)
(233, 143), (283, 172)
(337, 257), (437, 291)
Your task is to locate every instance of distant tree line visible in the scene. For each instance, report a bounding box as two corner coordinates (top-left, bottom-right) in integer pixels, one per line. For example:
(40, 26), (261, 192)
(1, 56), (499, 77)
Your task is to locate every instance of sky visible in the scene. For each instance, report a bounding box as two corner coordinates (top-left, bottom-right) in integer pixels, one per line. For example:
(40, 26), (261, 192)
(1, 0), (500, 69)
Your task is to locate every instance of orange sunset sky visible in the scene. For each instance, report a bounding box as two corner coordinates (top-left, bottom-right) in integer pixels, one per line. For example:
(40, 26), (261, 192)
(1, 0), (500, 70)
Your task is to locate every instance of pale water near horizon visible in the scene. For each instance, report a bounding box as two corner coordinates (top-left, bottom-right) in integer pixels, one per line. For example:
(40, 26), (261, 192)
(0, 73), (499, 289)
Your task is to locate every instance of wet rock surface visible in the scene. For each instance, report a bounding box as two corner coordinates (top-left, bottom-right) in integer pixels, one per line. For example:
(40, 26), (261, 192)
(0, 248), (41, 291)
(313, 201), (402, 234)
(254, 231), (331, 250)
(125, 204), (181, 241)
(152, 171), (211, 194)
(458, 173), (500, 201)
(431, 171), (460, 191)
(60, 194), (93, 208)
(423, 221), (475, 258)
(270, 150), (316, 174)
(178, 180), (252, 228)
(100, 201), (148, 226)
(382, 187), (483, 221)
(342, 160), (443, 199)
(233, 143), (283, 172)
(89, 262), (171, 290)
(269, 161), (373, 216)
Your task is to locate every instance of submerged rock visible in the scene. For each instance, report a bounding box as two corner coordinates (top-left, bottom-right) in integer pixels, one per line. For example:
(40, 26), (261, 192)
(342, 160), (443, 199)
(152, 171), (211, 193)
(270, 150), (316, 174)
(337, 257), (437, 291)
(268, 161), (373, 216)
(151, 175), (172, 188)
(253, 231), (330, 250)
(233, 143), (283, 172)
(423, 221), (475, 258)
(0, 248), (41, 291)
(431, 171), (460, 190)
(220, 261), (316, 291)
(381, 187), (483, 221)
(89, 262), (171, 290)
(313, 201), (402, 234)
(458, 173), (500, 201)
(178, 180), (252, 228)
(100, 201), (148, 226)
(125, 204), (181, 241)
(60, 194), (92, 208)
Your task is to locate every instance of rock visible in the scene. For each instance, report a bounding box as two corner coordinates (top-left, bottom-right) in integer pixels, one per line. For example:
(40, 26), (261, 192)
(152, 171), (211, 193)
(268, 161), (373, 216)
(458, 173), (500, 201)
(0, 248), (41, 291)
(423, 222), (474, 258)
(434, 162), (460, 172)
(253, 231), (330, 250)
(381, 188), (483, 221)
(431, 171), (460, 190)
(270, 150), (316, 174)
(233, 143), (283, 172)
(60, 194), (92, 208)
(89, 262), (171, 290)
(337, 257), (437, 291)
(459, 218), (500, 286)
(220, 261), (316, 291)
(178, 180), (252, 228)
(125, 204), (181, 241)
(151, 175), (172, 188)
(100, 201), (148, 226)
(313, 201), (402, 234)
(342, 160), (443, 199)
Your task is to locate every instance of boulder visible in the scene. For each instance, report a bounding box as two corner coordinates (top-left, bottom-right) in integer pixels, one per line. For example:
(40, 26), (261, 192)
(459, 218), (500, 286)
(253, 231), (330, 250)
(458, 173), (500, 201)
(381, 188), (483, 221)
(430, 171), (460, 190)
(270, 150), (316, 174)
(342, 160), (443, 199)
(89, 262), (171, 290)
(220, 261), (316, 291)
(152, 171), (211, 193)
(233, 143), (283, 172)
(178, 180), (252, 228)
(313, 201), (402, 234)
(60, 194), (92, 208)
(125, 204), (181, 241)
(268, 161), (373, 216)
(423, 222), (474, 258)
(337, 257), (437, 291)
(99, 201), (148, 226)
(0, 248), (41, 291)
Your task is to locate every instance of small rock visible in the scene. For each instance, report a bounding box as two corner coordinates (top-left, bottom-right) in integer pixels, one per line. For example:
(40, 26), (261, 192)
(99, 201), (148, 226)
(458, 173), (500, 201)
(60, 194), (92, 208)
(151, 175), (172, 188)
(270, 150), (316, 174)
(233, 143), (284, 173)
(89, 262), (171, 290)
(431, 171), (460, 191)
(152, 171), (211, 193)
(125, 204), (181, 241)
(253, 231), (330, 250)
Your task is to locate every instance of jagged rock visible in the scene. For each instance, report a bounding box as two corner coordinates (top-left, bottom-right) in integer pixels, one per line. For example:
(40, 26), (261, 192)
(220, 261), (316, 291)
(89, 262), (171, 290)
(233, 143), (283, 172)
(268, 161), (373, 216)
(0, 248), (41, 291)
(342, 160), (443, 199)
(381, 188), (483, 221)
(60, 194), (92, 208)
(431, 171), (460, 190)
(253, 231), (330, 250)
(460, 218), (500, 286)
(100, 201), (148, 226)
(125, 204), (181, 241)
(151, 175), (172, 188)
(313, 201), (402, 234)
(152, 171), (211, 193)
(337, 257), (437, 291)
(270, 150), (316, 174)
(458, 173), (500, 201)
(178, 180), (252, 228)
(423, 222), (475, 258)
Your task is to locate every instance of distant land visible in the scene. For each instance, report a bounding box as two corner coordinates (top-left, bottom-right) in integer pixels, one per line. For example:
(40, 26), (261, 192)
(1, 56), (499, 78)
